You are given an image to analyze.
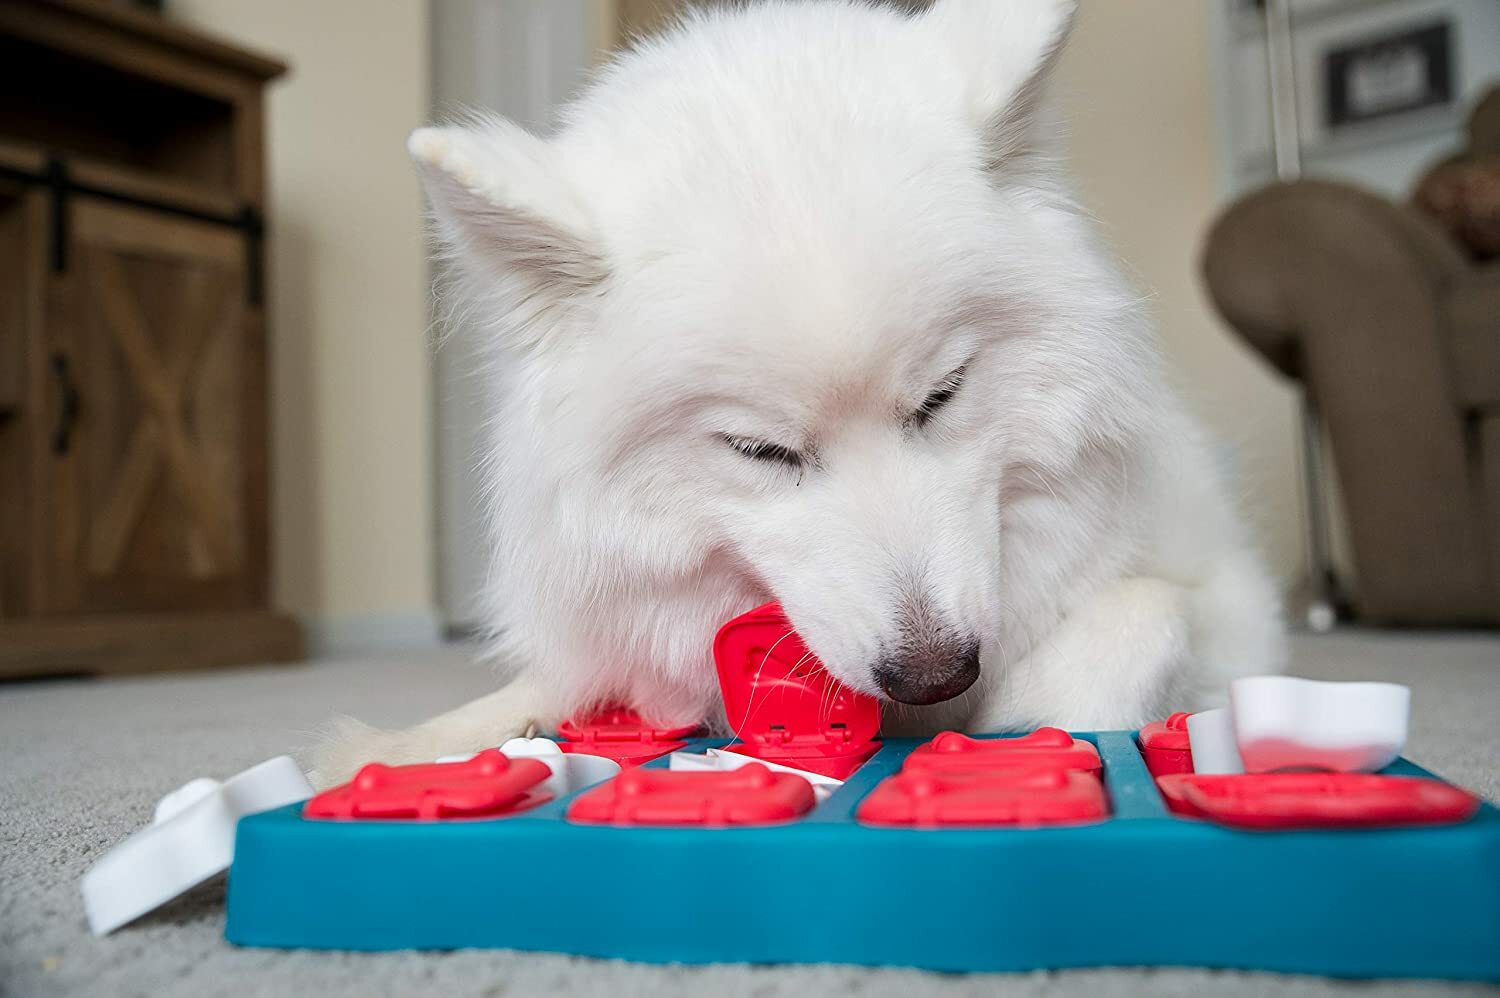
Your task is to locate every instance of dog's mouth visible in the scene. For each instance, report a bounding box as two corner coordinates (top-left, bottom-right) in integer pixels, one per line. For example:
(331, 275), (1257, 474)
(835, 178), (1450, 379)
(762, 594), (984, 705)
(770, 603), (982, 707)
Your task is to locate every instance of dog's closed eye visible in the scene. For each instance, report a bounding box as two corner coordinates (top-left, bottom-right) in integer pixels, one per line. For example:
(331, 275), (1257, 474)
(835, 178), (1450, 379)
(722, 434), (805, 469)
(912, 365), (968, 428)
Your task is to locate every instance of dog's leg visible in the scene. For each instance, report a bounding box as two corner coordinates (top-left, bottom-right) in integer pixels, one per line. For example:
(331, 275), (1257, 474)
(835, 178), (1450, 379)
(307, 672), (558, 788)
(972, 577), (1201, 732)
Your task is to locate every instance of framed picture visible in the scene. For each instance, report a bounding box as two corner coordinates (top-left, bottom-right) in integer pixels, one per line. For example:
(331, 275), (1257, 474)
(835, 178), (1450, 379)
(1323, 20), (1454, 130)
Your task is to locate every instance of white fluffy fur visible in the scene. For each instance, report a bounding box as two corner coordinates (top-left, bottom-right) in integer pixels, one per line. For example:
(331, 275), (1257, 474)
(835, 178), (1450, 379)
(311, 0), (1284, 786)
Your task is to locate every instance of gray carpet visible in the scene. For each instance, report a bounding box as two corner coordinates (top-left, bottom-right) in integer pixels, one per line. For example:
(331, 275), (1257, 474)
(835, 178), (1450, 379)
(3, 630), (1498, 998)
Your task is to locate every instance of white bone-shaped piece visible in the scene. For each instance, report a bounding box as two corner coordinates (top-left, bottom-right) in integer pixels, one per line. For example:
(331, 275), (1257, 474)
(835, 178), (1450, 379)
(500, 736), (621, 796)
(668, 748), (843, 800)
(437, 737), (620, 797)
(1230, 676), (1410, 773)
(81, 756), (313, 936)
(1185, 708), (1244, 775)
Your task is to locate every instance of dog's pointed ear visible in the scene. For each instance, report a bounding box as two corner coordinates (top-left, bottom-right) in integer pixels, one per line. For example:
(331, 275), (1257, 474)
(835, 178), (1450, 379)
(408, 121), (606, 305)
(925, 0), (1078, 167)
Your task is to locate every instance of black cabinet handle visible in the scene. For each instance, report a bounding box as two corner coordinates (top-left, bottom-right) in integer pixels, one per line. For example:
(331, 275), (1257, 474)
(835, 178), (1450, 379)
(51, 353), (79, 455)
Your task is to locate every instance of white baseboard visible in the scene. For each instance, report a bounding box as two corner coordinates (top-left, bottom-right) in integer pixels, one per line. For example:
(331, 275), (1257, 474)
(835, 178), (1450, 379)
(305, 610), (446, 659)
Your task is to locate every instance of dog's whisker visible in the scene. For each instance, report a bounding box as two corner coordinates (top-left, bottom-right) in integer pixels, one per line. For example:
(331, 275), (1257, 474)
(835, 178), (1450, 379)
(734, 628), (798, 746)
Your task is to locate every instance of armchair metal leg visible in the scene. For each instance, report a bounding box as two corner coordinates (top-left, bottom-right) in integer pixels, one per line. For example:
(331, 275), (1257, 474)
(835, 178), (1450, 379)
(1262, 0), (1350, 632)
(1296, 395), (1350, 632)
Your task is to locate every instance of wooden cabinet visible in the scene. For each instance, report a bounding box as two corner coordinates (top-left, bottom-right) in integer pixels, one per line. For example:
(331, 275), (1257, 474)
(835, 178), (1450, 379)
(0, 0), (300, 676)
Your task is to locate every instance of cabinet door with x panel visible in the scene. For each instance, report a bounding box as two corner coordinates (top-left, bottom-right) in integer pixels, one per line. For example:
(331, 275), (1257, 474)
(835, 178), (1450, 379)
(40, 197), (265, 616)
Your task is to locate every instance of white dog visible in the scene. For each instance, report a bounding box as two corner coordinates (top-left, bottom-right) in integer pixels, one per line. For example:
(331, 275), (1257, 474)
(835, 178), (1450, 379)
(311, 0), (1283, 785)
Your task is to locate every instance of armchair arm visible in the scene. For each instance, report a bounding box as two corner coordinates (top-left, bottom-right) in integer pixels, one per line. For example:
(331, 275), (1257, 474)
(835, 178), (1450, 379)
(1202, 180), (1468, 379)
(1200, 180), (1493, 624)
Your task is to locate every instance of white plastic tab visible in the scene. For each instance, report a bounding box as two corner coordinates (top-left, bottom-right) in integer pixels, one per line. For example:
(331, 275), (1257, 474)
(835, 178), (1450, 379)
(438, 737), (620, 796)
(81, 756), (312, 936)
(669, 747), (843, 799)
(1230, 675), (1410, 773)
(1186, 708), (1244, 775)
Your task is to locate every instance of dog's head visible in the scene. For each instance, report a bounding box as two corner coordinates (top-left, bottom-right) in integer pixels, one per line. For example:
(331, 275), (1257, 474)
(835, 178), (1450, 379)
(413, 0), (1140, 706)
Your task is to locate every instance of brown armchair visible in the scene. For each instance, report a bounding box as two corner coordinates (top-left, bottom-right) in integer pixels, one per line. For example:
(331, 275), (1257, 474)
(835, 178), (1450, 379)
(1202, 90), (1500, 626)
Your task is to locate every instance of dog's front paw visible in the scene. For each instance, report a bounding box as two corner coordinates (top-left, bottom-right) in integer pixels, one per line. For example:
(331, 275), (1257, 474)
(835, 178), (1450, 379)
(304, 694), (552, 789)
(305, 715), (411, 789)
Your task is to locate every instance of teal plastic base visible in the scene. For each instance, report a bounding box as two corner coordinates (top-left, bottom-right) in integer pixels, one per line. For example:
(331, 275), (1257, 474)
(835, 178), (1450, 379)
(226, 733), (1500, 979)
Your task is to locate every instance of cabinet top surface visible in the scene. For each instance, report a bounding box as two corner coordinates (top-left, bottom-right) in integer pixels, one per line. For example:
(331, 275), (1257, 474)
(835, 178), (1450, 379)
(6, 0), (287, 82)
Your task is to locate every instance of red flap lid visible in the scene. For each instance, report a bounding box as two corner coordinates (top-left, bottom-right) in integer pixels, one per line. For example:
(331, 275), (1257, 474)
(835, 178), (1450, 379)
(303, 749), (552, 821)
(1155, 773), (1480, 829)
(905, 729), (1101, 776)
(712, 602), (880, 750)
(1138, 712), (1192, 752)
(557, 705), (699, 745)
(557, 739), (682, 768)
(857, 768), (1109, 827)
(566, 763), (817, 826)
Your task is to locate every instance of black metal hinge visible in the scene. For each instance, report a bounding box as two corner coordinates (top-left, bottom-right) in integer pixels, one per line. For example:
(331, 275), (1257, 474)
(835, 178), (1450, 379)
(44, 156), (68, 273)
(240, 205), (265, 307)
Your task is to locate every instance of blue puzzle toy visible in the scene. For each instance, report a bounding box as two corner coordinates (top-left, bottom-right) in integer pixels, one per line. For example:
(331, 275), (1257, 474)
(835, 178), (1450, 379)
(226, 734), (1500, 978)
(222, 604), (1499, 979)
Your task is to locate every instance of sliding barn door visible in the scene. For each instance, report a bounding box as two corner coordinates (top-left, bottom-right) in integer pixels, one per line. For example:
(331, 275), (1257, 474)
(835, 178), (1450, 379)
(40, 197), (263, 615)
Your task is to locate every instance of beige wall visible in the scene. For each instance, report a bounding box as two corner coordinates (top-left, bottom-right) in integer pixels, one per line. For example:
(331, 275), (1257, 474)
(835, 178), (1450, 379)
(172, 0), (438, 646)
(1056, 1), (1304, 581)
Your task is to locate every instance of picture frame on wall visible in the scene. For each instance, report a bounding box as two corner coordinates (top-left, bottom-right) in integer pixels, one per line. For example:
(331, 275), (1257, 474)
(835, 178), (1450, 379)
(1323, 20), (1455, 130)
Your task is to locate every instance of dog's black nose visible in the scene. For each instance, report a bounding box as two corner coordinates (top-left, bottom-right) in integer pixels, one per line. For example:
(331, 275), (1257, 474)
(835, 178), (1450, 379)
(873, 639), (981, 705)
